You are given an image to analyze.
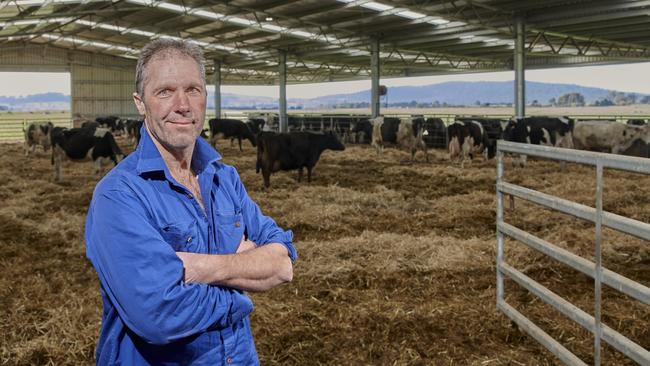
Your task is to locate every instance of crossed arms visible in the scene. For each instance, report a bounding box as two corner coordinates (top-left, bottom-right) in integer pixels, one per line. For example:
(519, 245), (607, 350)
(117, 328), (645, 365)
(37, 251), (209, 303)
(176, 237), (293, 292)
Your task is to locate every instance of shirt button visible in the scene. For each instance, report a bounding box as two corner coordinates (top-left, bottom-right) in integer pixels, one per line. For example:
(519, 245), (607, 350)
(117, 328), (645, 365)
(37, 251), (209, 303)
(186, 236), (193, 243)
(187, 193), (193, 199)
(226, 357), (233, 364)
(235, 221), (241, 228)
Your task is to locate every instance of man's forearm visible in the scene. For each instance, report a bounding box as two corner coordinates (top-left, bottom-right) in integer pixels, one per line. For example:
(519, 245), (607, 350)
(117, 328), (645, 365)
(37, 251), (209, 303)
(178, 243), (293, 292)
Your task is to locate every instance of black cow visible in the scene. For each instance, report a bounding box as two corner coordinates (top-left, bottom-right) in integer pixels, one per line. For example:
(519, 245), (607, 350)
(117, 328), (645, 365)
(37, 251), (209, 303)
(627, 119), (647, 126)
(447, 120), (491, 167)
(24, 121), (54, 156)
(422, 117), (446, 149)
(95, 116), (123, 135)
(246, 118), (265, 135)
(50, 126), (124, 181)
(81, 121), (100, 129)
(256, 131), (345, 188)
(208, 118), (257, 151)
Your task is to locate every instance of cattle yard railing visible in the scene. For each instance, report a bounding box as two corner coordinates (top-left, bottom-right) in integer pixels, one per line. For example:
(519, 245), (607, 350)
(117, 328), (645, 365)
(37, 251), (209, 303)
(0, 117), (72, 141)
(495, 141), (650, 366)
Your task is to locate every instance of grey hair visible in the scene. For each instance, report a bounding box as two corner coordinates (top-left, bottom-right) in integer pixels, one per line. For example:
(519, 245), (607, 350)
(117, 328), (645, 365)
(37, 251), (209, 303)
(135, 39), (206, 97)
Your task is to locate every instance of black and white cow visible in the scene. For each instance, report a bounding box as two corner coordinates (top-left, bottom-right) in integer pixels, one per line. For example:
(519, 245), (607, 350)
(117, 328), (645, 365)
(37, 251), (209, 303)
(125, 119), (144, 148)
(248, 113), (278, 131)
(502, 116), (575, 166)
(95, 116), (124, 136)
(208, 118), (257, 151)
(256, 131), (345, 188)
(349, 119), (373, 144)
(505, 116), (574, 148)
(246, 118), (265, 136)
(447, 120), (490, 167)
(456, 117), (506, 157)
(24, 121), (54, 156)
(370, 116), (428, 162)
(50, 126), (124, 181)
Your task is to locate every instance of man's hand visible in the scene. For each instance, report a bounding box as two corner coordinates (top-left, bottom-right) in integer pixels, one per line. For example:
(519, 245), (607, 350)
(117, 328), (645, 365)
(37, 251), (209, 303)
(177, 235), (253, 283)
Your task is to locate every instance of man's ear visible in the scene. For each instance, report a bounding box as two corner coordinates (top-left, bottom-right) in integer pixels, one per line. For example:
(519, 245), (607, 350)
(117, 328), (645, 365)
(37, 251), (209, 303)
(133, 92), (146, 116)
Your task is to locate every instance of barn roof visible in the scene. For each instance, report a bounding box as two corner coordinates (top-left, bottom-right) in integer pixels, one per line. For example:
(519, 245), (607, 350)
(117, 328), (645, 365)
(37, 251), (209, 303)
(1, 0), (649, 84)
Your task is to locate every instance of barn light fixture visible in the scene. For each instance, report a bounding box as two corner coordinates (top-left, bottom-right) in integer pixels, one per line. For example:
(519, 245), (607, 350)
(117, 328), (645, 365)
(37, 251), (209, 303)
(227, 16), (256, 26)
(14, 0), (78, 5)
(190, 9), (224, 20)
(360, 2), (393, 12)
(261, 24), (284, 32)
(156, 2), (187, 13)
(396, 10), (426, 20)
(460, 34), (476, 40)
(10, 19), (43, 26)
(338, 0), (451, 26)
(428, 18), (450, 25)
(288, 30), (312, 38)
(265, 17), (273, 22)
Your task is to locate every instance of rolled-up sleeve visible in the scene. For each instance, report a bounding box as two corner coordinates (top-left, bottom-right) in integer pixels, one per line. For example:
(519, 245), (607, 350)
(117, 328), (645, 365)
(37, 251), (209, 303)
(231, 168), (297, 262)
(85, 188), (253, 345)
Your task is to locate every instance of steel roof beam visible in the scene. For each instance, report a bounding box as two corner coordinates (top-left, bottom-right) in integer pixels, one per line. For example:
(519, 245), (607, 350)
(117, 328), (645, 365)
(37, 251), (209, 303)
(530, 9), (650, 29)
(526, 0), (650, 23)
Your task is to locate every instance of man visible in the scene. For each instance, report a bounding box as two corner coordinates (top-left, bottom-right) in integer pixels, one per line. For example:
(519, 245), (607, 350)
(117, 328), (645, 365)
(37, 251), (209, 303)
(85, 39), (297, 365)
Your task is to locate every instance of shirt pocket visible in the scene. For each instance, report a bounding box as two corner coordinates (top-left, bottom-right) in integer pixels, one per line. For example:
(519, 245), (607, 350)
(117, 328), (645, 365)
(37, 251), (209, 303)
(159, 220), (198, 252)
(215, 212), (245, 254)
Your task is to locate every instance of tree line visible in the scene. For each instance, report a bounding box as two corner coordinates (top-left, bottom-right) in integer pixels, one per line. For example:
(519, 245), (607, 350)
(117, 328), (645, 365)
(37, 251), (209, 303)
(546, 91), (650, 107)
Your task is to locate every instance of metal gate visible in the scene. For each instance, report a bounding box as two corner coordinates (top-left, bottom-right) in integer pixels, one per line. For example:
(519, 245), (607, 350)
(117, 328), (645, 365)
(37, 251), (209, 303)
(495, 140), (650, 366)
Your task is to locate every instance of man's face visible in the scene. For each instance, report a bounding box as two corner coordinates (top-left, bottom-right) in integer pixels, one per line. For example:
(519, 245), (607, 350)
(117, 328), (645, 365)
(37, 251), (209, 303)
(134, 52), (206, 152)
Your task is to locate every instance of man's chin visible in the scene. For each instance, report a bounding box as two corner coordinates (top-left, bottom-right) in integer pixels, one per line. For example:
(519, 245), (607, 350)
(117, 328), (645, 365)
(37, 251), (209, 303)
(164, 137), (197, 151)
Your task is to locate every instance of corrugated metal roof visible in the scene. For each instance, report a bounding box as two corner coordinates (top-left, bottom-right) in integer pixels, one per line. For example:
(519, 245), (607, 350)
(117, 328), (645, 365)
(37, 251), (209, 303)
(1, 0), (649, 84)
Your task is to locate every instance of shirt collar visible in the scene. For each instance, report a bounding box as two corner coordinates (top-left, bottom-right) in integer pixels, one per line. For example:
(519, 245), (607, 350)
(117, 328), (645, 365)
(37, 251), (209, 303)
(135, 123), (222, 176)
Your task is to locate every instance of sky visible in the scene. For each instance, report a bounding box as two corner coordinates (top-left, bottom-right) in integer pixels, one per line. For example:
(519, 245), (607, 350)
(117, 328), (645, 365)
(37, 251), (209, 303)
(1, 61), (649, 99)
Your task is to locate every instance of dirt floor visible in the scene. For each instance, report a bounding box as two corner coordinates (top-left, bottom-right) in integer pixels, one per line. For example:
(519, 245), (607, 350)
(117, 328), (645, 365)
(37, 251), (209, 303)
(0, 136), (648, 365)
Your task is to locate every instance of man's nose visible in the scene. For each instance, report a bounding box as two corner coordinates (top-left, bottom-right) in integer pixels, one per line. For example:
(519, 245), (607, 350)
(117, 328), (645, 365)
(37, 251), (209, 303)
(174, 91), (191, 113)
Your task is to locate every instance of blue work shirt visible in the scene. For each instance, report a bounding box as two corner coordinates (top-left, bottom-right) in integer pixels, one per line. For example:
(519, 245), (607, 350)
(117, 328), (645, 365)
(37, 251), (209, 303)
(85, 126), (297, 365)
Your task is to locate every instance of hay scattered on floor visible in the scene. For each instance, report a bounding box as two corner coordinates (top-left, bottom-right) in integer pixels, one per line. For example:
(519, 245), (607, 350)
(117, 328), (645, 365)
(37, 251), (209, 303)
(0, 139), (647, 365)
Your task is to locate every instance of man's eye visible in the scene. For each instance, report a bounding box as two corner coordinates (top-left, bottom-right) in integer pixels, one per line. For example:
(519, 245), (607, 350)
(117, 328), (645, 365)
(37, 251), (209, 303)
(187, 87), (201, 95)
(157, 89), (171, 97)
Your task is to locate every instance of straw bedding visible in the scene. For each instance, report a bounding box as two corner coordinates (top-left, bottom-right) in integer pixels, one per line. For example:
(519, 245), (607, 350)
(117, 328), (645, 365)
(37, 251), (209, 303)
(0, 138), (647, 365)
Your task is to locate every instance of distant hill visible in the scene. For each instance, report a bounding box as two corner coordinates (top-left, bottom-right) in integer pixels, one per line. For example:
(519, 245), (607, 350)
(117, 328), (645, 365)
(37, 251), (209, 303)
(301, 81), (647, 107)
(207, 92), (276, 109)
(2, 82), (647, 111)
(0, 92), (70, 111)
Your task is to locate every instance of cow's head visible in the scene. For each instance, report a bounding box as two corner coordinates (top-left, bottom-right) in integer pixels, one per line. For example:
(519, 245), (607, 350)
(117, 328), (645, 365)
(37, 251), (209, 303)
(325, 131), (346, 151)
(504, 118), (532, 144)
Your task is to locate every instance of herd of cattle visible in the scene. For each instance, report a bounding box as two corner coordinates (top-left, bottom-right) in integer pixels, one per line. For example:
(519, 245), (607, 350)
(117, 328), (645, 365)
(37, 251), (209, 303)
(21, 113), (650, 185)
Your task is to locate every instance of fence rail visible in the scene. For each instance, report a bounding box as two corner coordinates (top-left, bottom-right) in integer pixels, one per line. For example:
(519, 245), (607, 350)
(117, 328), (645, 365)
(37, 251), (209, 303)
(496, 140), (650, 366)
(2, 113), (649, 142)
(0, 118), (72, 141)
